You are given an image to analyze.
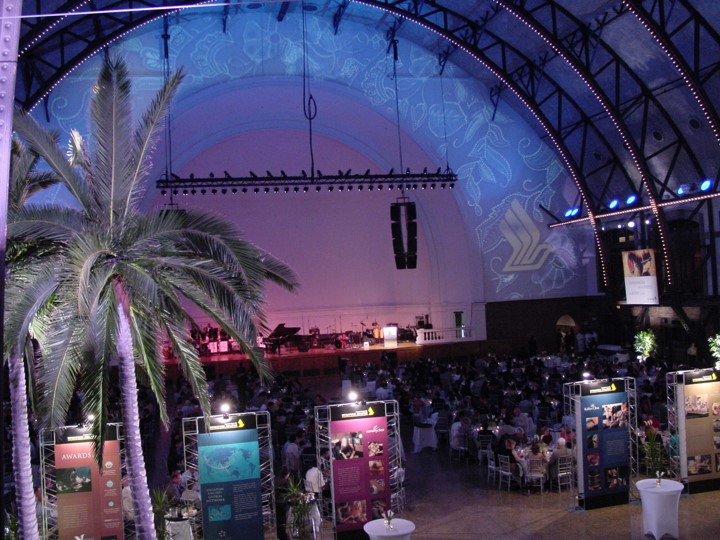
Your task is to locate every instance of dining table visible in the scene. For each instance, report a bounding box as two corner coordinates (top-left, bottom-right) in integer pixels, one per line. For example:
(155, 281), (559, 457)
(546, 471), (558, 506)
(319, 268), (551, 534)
(363, 518), (416, 540)
(636, 478), (684, 540)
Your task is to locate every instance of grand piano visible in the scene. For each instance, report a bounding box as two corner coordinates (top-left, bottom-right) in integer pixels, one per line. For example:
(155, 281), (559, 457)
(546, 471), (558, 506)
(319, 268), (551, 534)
(263, 323), (302, 354)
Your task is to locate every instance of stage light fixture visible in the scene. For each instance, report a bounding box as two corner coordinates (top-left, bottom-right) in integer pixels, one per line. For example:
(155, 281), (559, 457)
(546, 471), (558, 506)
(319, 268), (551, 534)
(701, 179), (712, 191)
(626, 194), (637, 205)
(608, 199), (618, 209)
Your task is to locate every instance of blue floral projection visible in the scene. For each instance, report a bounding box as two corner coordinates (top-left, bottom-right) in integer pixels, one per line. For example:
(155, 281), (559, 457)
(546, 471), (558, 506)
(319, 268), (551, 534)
(31, 8), (595, 303)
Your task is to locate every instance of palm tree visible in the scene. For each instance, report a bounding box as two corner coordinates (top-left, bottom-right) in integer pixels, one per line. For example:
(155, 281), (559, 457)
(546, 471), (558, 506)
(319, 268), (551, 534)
(11, 56), (298, 538)
(3, 137), (65, 539)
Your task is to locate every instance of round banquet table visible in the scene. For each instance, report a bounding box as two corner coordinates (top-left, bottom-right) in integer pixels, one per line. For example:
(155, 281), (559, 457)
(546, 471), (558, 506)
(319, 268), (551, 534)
(363, 518), (416, 540)
(636, 478), (684, 539)
(165, 517), (194, 540)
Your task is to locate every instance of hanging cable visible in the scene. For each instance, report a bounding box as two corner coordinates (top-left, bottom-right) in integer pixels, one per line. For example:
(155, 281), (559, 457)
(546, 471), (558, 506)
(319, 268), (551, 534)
(438, 51), (451, 174)
(391, 38), (404, 175)
(162, 14), (176, 205)
(302, 2), (318, 179)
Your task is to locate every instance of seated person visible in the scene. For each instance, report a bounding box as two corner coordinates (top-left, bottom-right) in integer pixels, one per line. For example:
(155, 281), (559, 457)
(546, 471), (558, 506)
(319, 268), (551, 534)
(547, 437), (573, 479)
(496, 434), (523, 478)
(450, 415), (473, 451)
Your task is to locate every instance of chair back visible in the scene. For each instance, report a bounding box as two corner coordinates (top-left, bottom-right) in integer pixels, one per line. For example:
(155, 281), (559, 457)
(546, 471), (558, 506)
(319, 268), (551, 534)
(477, 434), (493, 452)
(497, 454), (511, 473)
(527, 458), (545, 476)
(557, 455), (573, 473)
(486, 448), (496, 467)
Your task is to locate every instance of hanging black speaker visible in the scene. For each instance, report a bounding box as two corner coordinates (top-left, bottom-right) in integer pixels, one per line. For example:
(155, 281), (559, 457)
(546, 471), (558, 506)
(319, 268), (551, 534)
(390, 203), (402, 222)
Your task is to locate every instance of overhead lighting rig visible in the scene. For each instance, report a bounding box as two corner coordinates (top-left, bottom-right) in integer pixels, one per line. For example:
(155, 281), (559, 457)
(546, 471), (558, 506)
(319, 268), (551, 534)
(156, 169), (457, 196)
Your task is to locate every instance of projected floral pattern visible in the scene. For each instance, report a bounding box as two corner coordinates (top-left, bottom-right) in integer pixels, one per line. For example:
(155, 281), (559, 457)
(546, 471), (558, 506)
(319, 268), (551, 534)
(37, 8), (590, 301)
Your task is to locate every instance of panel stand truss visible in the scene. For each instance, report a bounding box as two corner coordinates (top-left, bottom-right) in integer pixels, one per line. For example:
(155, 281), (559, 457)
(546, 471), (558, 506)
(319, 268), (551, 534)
(39, 423), (126, 540)
(182, 411), (275, 538)
(315, 400), (404, 537)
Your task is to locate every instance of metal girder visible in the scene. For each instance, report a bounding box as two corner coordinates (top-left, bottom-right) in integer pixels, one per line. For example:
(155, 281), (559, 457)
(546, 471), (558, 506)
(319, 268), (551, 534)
(16, 1), (208, 110)
(624, 0), (720, 156)
(505, 0), (707, 204)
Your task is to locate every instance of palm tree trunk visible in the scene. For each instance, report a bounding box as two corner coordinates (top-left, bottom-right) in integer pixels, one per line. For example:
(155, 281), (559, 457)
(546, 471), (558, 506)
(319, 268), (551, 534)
(8, 351), (40, 540)
(116, 301), (157, 540)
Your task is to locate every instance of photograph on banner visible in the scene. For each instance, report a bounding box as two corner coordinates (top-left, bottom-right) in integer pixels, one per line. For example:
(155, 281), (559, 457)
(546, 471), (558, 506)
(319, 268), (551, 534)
(622, 249), (659, 305)
(682, 369), (720, 484)
(52, 426), (123, 540)
(330, 402), (390, 533)
(579, 380), (630, 505)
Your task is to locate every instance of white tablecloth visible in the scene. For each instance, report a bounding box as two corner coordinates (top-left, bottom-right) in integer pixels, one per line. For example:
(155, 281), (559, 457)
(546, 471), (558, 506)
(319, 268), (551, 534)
(636, 479), (684, 540)
(363, 518), (416, 540)
(412, 425), (437, 452)
(166, 518), (194, 540)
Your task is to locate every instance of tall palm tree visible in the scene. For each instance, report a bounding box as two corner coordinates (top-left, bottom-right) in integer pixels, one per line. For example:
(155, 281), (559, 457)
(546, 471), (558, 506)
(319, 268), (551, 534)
(4, 136), (65, 540)
(11, 56), (298, 538)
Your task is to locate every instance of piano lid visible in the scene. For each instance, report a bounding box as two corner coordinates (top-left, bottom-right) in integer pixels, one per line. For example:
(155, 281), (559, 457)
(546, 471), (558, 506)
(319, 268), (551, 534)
(266, 323), (301, 339)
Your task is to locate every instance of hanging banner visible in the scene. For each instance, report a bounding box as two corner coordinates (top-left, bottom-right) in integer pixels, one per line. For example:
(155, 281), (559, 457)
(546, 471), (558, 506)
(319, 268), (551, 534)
(54, 426), (124, 540)
(330, 402), (390, 533)
(681, 369), (720, 491)
(577, 380), (630, 509)
(622, 249), (659, 305)
(198, 414), (263, 540)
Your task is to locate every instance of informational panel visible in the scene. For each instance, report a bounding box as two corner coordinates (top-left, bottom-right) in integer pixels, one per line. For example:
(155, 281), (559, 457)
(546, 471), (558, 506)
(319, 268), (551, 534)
(679, 369), (720, 491)
(54, 426), (124, 540)
(622, 248), (659, 305)
(576, 379), (630, 509)
(330, 402), (390, 533)
(198, 414), (263, 540)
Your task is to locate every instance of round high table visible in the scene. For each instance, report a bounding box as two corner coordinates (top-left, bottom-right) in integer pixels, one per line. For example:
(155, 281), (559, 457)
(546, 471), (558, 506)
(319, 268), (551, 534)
(636, 478), (684, 539)
(363, 518), (416, 540)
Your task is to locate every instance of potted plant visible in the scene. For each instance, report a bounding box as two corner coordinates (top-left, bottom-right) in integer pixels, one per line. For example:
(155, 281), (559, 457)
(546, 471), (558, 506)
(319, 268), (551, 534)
(642, 427), (668, 482)
(283, 476), (314, 538)
(151, 488), (170, 539)
(634, 330), (657, 362)
(708, 334), (720, 369)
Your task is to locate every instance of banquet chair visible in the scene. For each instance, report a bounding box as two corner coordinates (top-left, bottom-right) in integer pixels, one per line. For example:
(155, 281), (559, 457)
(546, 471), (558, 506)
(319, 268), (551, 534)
(449, 433), (471, 462)
(476, 434), (493, 465)
(497, 454), (522, 491)
(486, 449), (498, 487)
(434, 415), (450, 443)
(525, 458), (546, 494)
(552, 455), (574, 492)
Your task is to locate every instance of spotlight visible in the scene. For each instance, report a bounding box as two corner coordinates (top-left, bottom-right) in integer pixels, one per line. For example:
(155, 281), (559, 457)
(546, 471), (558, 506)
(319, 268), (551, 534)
(348, 390), (358, 402)
(440, 183), (446, 189)
(315, 186), (321, 192)
(608, 199), (618, 209)
(388, 184), (394, 190)
(347, 185), (353, 191)
(284, 187), (290, 193)
(338, 186), (344, 192)
(378, 184), (383, 190)
(190, 189), (197, 195)
(220, 402), (230, 419)
(303, 186), (309, 192)
(172, 189), (178, 196)
(200, 189), (206, 195)
(700, 179), (712, 191)
(449, 183), (455, 189)
(264, 187), (269, 193)
(564, 209), (573, 218)
(570, 208), (579, 217)
(430, 183), (436, 190)
(627, 221), (635, 228)
(328, 186), (334, 192)
(161, 189), (167, 196)
(273, 187), (280, 193)
(626, 194), (637, 205)
(220, 188), (227, 194)
(293, 186), (300, 192)
(421, 184), (427, 190)
(182, 189), (188, 195)
(208, 172), (215, 178)
(211, 189), (217, 195)
(254, 188), (260, 194)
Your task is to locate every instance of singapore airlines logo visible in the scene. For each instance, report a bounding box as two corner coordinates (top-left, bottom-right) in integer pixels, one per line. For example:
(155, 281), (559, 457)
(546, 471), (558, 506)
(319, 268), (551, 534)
(499, 200), (551, 272)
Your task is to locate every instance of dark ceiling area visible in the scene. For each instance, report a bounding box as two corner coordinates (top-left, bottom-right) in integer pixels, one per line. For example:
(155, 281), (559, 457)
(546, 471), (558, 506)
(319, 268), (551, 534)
(15, 1), (720, 312)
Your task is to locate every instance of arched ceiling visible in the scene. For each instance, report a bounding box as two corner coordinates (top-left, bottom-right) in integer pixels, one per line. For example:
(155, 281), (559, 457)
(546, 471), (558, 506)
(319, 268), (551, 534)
(15, 0), (720, 297)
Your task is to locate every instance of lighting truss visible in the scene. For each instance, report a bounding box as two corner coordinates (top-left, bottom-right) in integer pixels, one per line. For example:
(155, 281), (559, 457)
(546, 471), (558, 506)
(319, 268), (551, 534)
(156, 169), (457, 195)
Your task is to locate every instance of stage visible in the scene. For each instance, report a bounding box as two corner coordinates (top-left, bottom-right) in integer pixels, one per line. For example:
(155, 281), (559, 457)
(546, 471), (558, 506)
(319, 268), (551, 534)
(166, 338), (482, 381)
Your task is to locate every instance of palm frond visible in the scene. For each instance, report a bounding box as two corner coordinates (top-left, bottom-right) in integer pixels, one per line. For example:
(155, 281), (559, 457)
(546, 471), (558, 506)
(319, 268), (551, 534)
(89, 56), (134, 229)
(12, 109), (91, 208)
(124, 69), (184, 219)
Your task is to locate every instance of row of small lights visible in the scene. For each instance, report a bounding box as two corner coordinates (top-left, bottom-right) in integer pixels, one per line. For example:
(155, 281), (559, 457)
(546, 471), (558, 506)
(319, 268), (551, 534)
(162, 182), (454, 196)
(564, 179), (714, 219)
